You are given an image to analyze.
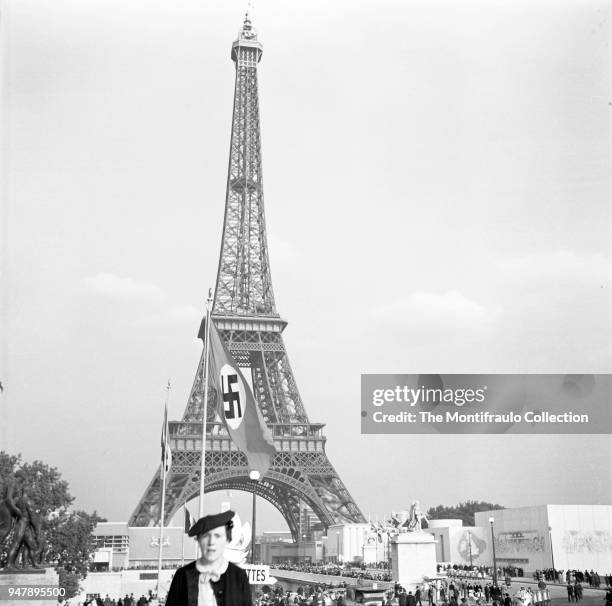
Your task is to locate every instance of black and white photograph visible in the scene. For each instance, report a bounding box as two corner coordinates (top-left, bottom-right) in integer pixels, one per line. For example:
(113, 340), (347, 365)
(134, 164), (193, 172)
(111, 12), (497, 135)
(1, 1), (611, 605)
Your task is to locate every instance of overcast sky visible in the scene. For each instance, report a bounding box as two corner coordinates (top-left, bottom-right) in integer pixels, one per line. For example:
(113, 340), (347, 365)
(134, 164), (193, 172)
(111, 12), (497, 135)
(2, 0), (611, 531)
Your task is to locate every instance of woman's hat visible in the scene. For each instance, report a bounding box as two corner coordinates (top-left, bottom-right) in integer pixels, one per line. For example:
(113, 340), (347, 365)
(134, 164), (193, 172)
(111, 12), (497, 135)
(188, 510), (235, 537)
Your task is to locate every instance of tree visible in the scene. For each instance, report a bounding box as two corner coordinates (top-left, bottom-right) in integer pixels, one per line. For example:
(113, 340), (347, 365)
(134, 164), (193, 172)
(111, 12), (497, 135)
(426, 501), (504, 527)
(0, 453), (20, 482)
(57, 571), (81, 603)
(47, 510), (105, 577)
(0, 452), (105, 599)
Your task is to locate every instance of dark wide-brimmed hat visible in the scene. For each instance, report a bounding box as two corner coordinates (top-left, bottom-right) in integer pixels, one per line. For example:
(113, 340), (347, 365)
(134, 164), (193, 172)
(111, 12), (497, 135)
(188, 510), (235, 537)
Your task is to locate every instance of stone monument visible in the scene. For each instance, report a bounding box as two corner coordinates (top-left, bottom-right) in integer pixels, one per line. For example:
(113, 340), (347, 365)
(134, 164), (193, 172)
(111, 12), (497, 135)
(389, 501), (437, 590)
(1, 470), (45, 569)
(1, 469), (58, 606)
(0, 568), (60, 606)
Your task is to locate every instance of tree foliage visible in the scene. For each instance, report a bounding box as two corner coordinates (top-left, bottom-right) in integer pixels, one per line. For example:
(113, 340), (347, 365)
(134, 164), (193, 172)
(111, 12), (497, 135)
(58, 571), (81, 603)
(0, 452), (106, 599)
(0, 452), (73, 519)
(48, 511), (105, 578)
(426, 500), (504, 527)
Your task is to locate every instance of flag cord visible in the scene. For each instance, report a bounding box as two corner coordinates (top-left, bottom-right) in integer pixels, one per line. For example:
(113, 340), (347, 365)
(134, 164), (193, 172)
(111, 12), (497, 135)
(198, 289), (213, 519)
(157, 381), (171, 598)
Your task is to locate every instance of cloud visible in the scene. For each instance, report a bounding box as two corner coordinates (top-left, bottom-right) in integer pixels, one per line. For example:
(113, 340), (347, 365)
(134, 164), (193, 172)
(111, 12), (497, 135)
(83, 273), (164, 302)
(500, 251), (610, 284)
(372, 290), (501, 331)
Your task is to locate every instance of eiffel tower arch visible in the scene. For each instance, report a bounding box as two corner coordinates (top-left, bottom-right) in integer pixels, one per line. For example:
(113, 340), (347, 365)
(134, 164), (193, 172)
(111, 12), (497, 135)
(130, 15), (366, 539)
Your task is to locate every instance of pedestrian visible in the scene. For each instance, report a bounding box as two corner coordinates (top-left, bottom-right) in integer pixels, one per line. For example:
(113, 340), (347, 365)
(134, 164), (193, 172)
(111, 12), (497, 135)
(165, 510), (252, 606)
(566, 583), (574, 602)
(574, 582), (582, 602)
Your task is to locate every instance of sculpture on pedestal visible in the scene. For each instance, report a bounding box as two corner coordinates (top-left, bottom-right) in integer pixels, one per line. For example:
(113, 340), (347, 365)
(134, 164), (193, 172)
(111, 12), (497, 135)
(371, 501), (429, 540)
(1, 470), (45, 569)
(389, 503), (436, 590)
(406, 501), (429, 532)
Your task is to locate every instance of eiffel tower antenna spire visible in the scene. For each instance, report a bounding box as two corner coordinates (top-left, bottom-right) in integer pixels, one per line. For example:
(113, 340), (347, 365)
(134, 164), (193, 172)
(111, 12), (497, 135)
(131, 17), (365, 538)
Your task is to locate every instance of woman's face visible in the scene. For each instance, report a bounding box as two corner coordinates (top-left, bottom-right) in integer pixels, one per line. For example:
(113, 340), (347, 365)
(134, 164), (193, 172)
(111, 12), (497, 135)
(198, 525), (228, 564)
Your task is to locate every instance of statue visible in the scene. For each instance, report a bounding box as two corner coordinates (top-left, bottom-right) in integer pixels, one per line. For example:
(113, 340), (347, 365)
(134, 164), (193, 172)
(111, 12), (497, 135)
(0, 482), (13, 545)
(405, 500), (428, 532)
(1, 469), (45, 569)
(392, 511), (411, 532)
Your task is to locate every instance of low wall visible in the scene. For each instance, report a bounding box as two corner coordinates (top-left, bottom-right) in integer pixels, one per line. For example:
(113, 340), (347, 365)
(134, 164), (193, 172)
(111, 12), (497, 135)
(77, 570), (176, 602)
(271, 569), (393, 590)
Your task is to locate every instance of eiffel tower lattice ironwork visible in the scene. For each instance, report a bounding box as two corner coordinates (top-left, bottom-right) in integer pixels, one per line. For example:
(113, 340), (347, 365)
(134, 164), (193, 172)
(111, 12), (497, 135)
(130, 15), (366, 538)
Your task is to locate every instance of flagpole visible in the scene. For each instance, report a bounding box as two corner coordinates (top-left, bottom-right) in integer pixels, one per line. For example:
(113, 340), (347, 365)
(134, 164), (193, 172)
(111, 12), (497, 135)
(157, 381), (171, 599)
(199, 289), (213, 518)
(181, 502), (186, 567)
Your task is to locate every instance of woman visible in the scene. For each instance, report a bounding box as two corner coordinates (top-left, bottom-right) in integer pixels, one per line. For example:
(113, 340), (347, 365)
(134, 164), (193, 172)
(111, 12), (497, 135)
(165, 510), (252, 606)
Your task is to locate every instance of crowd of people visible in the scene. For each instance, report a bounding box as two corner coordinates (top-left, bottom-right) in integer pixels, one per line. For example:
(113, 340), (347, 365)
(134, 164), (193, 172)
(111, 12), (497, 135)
(417, 577), (513, 606)
(272, 561), (392, 582)
(438, 565), (524, 579)
(252, 577), (540, 606)
(533, 569), (612, 588)
(254, 586), (346, 606)
(84, 594), (153, 606)
(79, 560), (612, 606)
(256, 563), (535, 606)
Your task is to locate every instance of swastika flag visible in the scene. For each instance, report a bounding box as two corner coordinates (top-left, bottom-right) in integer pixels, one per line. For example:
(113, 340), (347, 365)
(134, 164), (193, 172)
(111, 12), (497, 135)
(161, 402), (172, 477)
(184, 505), (196, 534)
(204, 319), (276, 476)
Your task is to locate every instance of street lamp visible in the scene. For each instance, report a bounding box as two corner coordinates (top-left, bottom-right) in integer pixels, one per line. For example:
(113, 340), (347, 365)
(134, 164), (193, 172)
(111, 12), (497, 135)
(548, 526), (555, 571)
(336, 531), (341, 564)
(467, 531), (473, 568)
(489, 517), (497, 588)
(249, 470), (260, 564)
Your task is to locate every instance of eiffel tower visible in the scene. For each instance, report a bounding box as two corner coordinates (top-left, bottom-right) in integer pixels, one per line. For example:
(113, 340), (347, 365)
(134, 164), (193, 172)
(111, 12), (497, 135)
(130, 15), (366, 539)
